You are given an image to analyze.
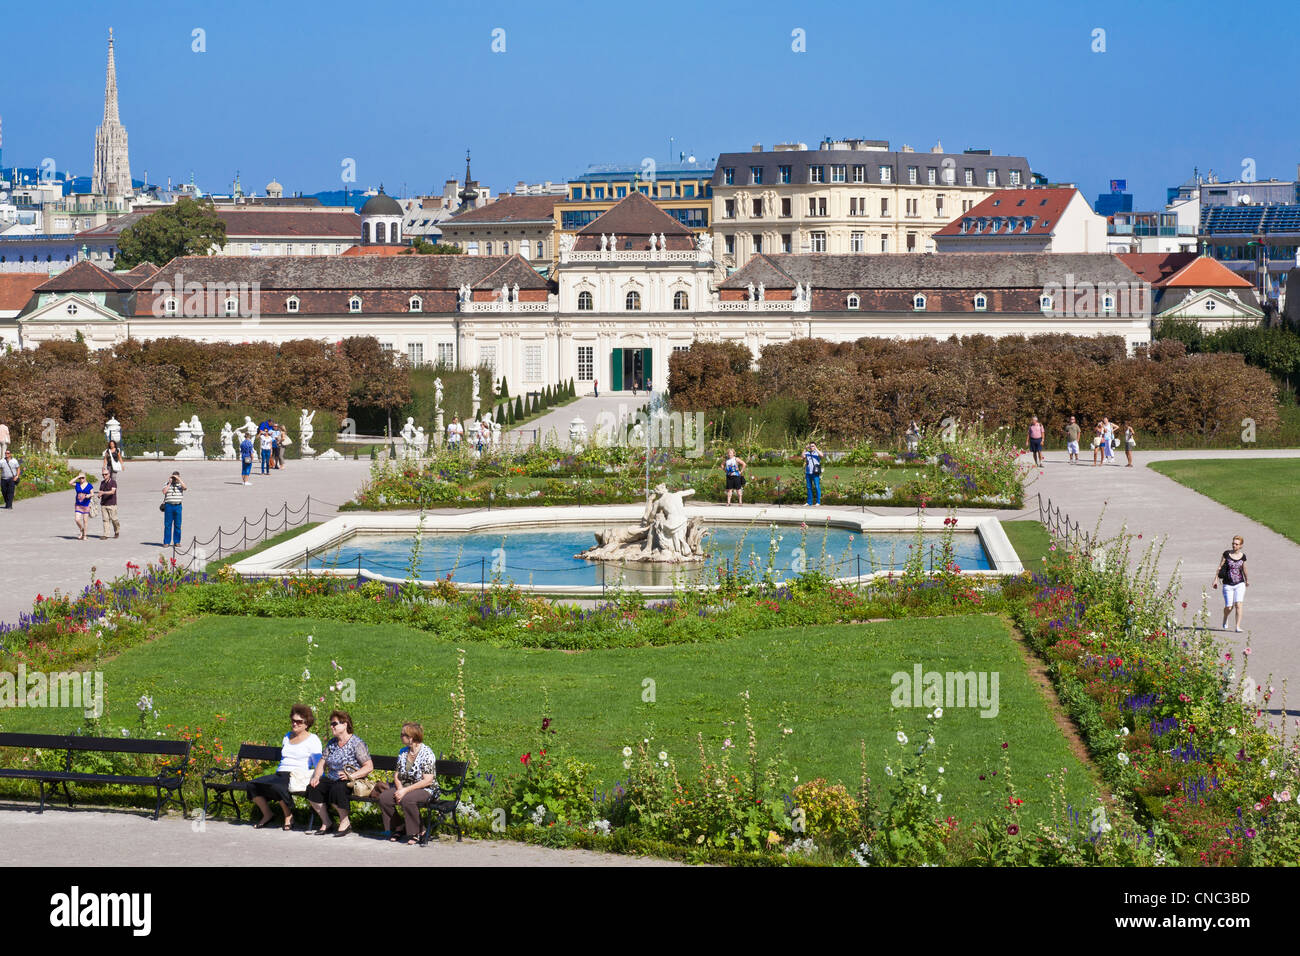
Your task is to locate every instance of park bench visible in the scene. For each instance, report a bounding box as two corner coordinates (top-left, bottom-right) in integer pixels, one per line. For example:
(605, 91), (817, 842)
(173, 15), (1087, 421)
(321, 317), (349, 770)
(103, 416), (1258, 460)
(0, 732), (190, 819)
(202, 744), (469, 843)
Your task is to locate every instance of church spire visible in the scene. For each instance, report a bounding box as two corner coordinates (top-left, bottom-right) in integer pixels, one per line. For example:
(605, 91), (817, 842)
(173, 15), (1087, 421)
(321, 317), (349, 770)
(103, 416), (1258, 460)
(103, 28), (120, 125)
(458, 149), (479, 207)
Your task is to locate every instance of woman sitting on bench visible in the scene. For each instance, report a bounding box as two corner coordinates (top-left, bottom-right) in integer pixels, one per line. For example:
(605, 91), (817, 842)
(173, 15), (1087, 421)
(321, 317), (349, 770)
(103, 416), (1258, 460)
(377, 722), (438, 845)
(250, 704), (322, 830)
(305, 709), (373, 837)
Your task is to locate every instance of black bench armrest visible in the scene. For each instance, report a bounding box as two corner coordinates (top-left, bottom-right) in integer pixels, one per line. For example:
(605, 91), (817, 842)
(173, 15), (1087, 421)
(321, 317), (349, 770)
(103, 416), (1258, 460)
(202, 763), (240, 782)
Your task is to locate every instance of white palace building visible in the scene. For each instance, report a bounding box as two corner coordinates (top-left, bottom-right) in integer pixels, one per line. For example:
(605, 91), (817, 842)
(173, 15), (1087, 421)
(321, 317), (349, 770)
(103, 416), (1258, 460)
(6, 192), (1157, 386)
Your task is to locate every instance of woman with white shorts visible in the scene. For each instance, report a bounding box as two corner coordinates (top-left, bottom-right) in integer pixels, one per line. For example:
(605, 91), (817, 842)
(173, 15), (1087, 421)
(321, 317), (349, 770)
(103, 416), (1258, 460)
(1212, 535), (1249, 632)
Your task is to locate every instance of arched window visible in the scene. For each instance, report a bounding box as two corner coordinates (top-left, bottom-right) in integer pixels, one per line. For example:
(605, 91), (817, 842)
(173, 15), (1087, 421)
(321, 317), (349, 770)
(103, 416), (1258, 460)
(673, 291), (689, 310)
(973, 294), (987, 312)
(1040, 294), (1054, 312)
(485, 242), (493, 255)
(913, 293), (927, 311)
(846, 294), (860, 310)
(224, 297), (238, 316)
(363, 222), (372, 244)
(349, 296), (362, 313)
(286, 296), (300, 313)
(1102, 295), (1115, 315)
(388, 222), (398, 243)
(164, 297), (177, 316)
(625, 291), (641, 311)
(536, 241), (544, 257)
(409, 296), (423, 312)
(501, 241), (510, 255)
(577, 291), (593, 311)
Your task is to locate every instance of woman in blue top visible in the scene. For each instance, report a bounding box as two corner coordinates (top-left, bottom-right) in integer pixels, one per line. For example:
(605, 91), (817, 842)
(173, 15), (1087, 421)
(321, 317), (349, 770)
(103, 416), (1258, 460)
(802, 442), (823, 506)
(70, 472), (94, 540)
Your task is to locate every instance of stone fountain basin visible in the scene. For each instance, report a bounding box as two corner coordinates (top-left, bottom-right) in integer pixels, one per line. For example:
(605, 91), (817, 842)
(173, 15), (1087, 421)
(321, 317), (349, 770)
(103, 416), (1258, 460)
(231, 506), (1022, 597)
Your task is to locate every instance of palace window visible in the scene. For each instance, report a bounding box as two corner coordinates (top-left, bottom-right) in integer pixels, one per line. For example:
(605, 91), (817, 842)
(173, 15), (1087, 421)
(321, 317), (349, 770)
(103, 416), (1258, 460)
(485, 242), (493, 255)
(880, 234), (889, 252)
(987, 170), (998, 187)
(807, 197), (827, 217)
(577, 345), (594, 380)
(907, 166), (918, 184)
(752, 198), (763, 217)
(750, 166), (763, 185)
(438, 342), (455, 366)
(810, 231), (827, 252)
(479, 344), (497, 375)
(927, 167), (936, 185)
(165, 297), (177, 316)
(852, 164), (865, 183)
(409, 296), (423, 312)
(524, 344), (544, 383)
(846, 294), (860, 310)
(1102, 295), (1116, 315)
(286, 296), (299, 313)
(349, 296), (362, 313)
(625, 291), (642, 310)
(809, 166), (824, 183)
(831, 165), (846, 183)
(974, 294), (987, 311)
(224, 297), (238, 316)
(781, 197), (792, 218)
(66, 302), (79, 316)
(850, 231), (864, 252)
(673, 290), (689, 310)
(913, 294), (927, 311)
(881, 197), (889, 216)
(752, 234), (763, 254)
(1040, 294), (1054, 312)
(964, 168), (974, 186)
(782, 233), (792, 253)
(1009, 170), (1021, 186)
(577, 291), (594, 311)
(936, 195), (945, 217)
(906, 198), (919, 216)
(724, 199), (736, 219)
(723, 167), (735, 185)
(906, 232), (917, 252)
(879, 166), (892, 184)
(407, 342), (424, 366)
(779, 165), (792, 184)
(725, 235), (735, 255)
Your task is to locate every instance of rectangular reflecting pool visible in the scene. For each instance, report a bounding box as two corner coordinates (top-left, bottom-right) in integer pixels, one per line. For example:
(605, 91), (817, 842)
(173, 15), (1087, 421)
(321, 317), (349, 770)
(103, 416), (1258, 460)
(301, 524), (992, 589)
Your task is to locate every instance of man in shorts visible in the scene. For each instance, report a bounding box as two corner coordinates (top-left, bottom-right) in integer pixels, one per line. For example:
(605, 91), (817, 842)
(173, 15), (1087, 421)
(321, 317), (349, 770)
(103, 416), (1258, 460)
(1065, 416), (1081, 464)
(1027, 416), (1045, 467)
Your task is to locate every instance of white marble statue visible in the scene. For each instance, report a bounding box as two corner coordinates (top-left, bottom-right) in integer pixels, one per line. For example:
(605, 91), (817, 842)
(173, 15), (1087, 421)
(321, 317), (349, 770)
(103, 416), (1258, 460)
(470, 370), (480, 418)
(576, 484), (706, 564)
(558, 234), (575, 258)
(219, 422), (236, 460)
(658, 233), (666, 251)
(188, 415), (204, 441)
(103, 416), (122, 445)
(696, 232), (713, 257)
(298, 409), (315, 456)
(414, 426), (428, 456)
(174, 419), (203, 460)
(238, 416), (258, 441)
(647, 233), (658, 252)
(757, 282), (765, 301)
(433, 378), (444, 414)
(747, 282), (755, 301)
(600, 234), (608, 252)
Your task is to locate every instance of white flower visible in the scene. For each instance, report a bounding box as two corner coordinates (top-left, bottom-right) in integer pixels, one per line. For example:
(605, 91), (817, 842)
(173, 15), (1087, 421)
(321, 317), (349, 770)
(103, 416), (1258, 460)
(1117, 752), (1130, 765)
(936, 794), (942, 803)
(1260, 757), (1268, 767)
(120, 728), (129, 737)
(1228, 727), (1237, 736)
(933, 707), (944, 719)
(661, 760), (668, 767)
(885, 766), (894, 776)
(658, 751), (667, 762)
(136, 694), (153, 713)
(622, 759), (631, 770)
(793, 775), (798, 784)
(937, 766), (944, 774)
(302, 669), (310, 680)
(722, 738), (732, 749)
(622, 746), (633, 757)
(896, 731), (908, 745)
(927, 736), (935, 746)
(1118, 727), (1130, 736)
(921, 785), (928, 795)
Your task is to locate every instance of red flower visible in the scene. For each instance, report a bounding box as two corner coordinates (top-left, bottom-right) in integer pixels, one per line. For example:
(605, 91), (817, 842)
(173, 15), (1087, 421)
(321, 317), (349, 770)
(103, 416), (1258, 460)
(520, 753), (531, 765)
(1007, 824), (1019, 835)
(541, 717), (551, 730)
(1001, 742), (1009, 749)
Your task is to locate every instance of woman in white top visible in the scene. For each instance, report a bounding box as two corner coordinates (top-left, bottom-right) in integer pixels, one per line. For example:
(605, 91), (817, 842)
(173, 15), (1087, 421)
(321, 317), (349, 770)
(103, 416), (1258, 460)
(447, 416), (463, 449)
(250, 704), (323, 830)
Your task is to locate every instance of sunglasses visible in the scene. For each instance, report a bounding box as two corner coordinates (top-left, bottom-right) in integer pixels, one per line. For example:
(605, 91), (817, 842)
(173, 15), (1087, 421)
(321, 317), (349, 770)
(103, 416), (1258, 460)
(329, 720), (345, 727)
(290, 718), (306, 725)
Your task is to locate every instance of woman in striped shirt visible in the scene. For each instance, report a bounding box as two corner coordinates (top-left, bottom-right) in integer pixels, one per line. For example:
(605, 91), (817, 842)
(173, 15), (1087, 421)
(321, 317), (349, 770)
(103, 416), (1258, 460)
(161, 471), (187, 547)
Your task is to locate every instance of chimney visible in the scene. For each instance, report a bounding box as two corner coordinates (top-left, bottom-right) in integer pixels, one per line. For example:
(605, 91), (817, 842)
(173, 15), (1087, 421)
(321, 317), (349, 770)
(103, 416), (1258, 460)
(751, 143), (763, 152)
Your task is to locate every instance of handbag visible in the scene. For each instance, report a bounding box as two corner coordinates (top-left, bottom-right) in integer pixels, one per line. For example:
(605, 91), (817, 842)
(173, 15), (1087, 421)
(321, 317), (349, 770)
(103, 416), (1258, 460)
(288, 767), (312, 793)
(349, 776), (376, 799)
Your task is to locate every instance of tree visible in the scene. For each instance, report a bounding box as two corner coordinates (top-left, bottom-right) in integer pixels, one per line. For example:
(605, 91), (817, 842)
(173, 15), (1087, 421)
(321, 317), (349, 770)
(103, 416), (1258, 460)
(506, 401), (516, 425)
(514, 396), (524, 420)
(115, 197), (228, 268)
(401, 237), (463, 255)
(499, 376), (510, 399)
(340, 336), (411, 433)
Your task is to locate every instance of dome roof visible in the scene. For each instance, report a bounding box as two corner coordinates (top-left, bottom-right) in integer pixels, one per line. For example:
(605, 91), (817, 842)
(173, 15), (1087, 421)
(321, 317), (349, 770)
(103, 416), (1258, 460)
(360, 188), (402, 218)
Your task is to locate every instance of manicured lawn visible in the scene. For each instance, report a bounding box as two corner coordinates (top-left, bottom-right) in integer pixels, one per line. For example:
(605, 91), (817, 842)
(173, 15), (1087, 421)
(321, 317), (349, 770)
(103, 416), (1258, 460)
(1, 614), (1096, 824)
(1149, 458), (1300, 545)
(1001, 520), (1052, 566)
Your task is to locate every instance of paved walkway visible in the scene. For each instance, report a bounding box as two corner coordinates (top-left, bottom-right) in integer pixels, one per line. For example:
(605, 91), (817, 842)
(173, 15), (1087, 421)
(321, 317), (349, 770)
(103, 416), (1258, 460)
(0, 808), (676, 867)
(504, 392), (655, 447)
(0, 458), (373, 627)
(1009, 448), (1300, 700)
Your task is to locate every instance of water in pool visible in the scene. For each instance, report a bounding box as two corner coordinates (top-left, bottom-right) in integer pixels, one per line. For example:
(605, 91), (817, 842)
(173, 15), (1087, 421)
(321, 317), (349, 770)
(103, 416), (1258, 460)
(304, 524), (991, 588)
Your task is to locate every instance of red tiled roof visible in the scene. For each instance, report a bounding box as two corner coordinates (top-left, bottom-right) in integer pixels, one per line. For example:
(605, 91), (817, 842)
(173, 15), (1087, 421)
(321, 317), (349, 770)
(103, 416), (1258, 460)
(33, 260), (135, 293)
(444, 195), (559, 225)
(340, 244), (409, 256)
(1163, 255), (1254, 289)
(76, 208), (361, 239)
(125, 262), (160, 277)
(1116, 252), (1197, 286)
(933, 188), (1078, 238)
(0, 273), (49, 311)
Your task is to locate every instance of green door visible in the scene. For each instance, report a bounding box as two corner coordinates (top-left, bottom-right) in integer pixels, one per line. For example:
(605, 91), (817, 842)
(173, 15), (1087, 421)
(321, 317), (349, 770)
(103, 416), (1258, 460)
(642, 348), (653, 391)
(610, 349), (623, 391)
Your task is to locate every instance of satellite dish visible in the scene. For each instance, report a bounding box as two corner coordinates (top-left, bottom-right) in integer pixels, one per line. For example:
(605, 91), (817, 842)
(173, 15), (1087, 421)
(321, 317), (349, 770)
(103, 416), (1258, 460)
(1238, 194), (1252, 204)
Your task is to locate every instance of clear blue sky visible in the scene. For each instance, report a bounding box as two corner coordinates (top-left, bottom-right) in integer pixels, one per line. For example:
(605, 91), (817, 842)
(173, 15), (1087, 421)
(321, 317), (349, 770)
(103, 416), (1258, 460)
(3, 0), (1296, 210)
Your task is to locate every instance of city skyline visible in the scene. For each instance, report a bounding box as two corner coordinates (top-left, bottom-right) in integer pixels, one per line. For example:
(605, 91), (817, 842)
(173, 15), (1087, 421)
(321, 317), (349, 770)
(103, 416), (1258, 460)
(1, 0), (1298, 209)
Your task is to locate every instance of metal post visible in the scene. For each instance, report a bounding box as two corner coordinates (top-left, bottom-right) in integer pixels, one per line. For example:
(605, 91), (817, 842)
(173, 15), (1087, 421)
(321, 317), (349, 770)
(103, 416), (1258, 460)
(243, 518), (248, 552)
(929, 544), (934, 571)
(857, 553), (861, 587)
(306, 495), (311, 523)
(357, 554), (362, 582)
(601, 561), (606, 597)
(481, 556), (486, 598)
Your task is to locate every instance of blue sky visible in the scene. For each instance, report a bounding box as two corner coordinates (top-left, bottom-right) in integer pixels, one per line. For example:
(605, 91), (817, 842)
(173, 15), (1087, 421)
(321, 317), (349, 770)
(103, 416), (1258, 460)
(2, 0), (1297, 210)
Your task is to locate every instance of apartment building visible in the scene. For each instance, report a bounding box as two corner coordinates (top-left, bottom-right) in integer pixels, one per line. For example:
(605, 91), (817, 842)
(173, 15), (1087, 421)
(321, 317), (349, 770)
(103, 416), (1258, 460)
(710, 139), (1031, 269)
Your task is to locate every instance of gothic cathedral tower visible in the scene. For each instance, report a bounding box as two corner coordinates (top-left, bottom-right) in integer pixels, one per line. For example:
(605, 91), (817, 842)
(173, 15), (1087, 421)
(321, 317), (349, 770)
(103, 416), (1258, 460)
(92, 28), (132, 197)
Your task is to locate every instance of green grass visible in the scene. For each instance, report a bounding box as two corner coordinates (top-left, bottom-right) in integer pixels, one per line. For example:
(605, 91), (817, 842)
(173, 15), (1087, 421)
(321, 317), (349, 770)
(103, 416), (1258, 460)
(1149, 458), (1300, 545)
(205, 522), (321, 572)
(1001, 520), (1052, 566)
(0, 614), (1096, 824)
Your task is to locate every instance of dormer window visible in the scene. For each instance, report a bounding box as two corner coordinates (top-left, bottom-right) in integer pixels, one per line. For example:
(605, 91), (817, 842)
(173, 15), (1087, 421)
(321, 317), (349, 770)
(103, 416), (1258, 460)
(349, 296), (362, 313)
(224, 297), (238, 316)
(846, 294), (860, 310)
(974, 294), (987, 311)
(286, 296), (300, 313)
(1040, 294), (1054, 312)
(164, 297), (177, 316)
(409, 296), (423, 312)
(1102, 295), (1115, 315)
(913, 294), (927, 311)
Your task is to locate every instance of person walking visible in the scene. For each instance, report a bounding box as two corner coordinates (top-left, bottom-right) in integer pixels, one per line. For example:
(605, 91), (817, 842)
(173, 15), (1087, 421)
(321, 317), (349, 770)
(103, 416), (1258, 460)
(0, 421), (11, 457)
(95, 466), (120, 539)
(1090, 424), (1104, 466)
(258, 425), (273, 475)
(1211, 535), (1249, 632)
(270, 427), (282, 470)
(1065, 416), (1081, 464)
(1027, 415), (1046, 467)
(803, 441), (823, 506)
(722, 447), (747, 506)
(71, 472), (94, 540)
(161, 470), (186, 547)
(1101, 417), (1116, 465)
(103, 438), (125, 479)
(239, 431), (254, 486)
(1123, 423), (1136, 467)
(905, 421), (921, 455)
(593, 378), (599, 398)
(0, 449), (19, 509)
(276, 424), (289, 469)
